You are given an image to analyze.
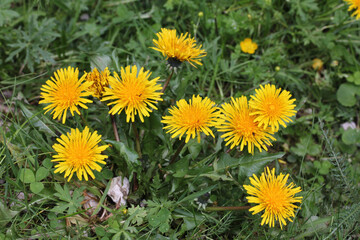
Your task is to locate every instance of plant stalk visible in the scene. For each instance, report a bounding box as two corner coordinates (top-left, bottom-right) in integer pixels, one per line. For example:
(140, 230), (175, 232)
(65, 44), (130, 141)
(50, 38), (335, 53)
(108, 106), (120, 142)
(205, 206), (251, 211)
(161, 69), (174, 93)
(169, 140), (186, 164)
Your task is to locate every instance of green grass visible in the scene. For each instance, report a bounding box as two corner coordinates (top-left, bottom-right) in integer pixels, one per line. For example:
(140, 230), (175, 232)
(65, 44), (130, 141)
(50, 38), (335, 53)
(1, 0), (360, 239)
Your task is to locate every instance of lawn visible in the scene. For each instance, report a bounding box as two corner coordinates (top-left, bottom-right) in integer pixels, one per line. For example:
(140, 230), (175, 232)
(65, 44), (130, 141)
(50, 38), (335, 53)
(0, 0), (359, 239)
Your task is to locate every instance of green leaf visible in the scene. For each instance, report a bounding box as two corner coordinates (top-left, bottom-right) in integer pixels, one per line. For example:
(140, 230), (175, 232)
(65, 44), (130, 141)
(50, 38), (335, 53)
(0, 202), (19, 227)
(214, 152), (284, 178)
(19, 103), (56, 137)
(148, 208), (171, 233)
(36, 167), (49, 181)
(19, 168), (36, 183)
(42, 158), (53, 169)
(291, 136), (321, 156)
(177, 185), (216, 204)
(107, 140), (139, 167)
(188, 139), (202, 160)
(30, 182), (44, 194)
(342, 128), (360, 145)
(90, 55), (111, 71)
(336, 83), (360, 107)
(347, 71), (360, 85)
(171, 156), (190, 178)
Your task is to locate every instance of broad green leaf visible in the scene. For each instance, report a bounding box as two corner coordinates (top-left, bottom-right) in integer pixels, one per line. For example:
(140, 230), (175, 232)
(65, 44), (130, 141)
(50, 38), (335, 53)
(90, 55), (111, 71)
(336, 83), (360, 107)
(342, 128), (360, 145)
(30, 182), (44, 194)
(36, 167), (49, 181)
(19, 168), (36, 183)
(0, 202), (19, 227)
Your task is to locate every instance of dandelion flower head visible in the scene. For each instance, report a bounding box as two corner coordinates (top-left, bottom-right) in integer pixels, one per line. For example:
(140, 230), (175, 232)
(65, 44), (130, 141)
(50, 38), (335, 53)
(243, 167), (302, 229)
(162, 95), (220, 143)
(240, 38), (258, 54)
(152, 28), (207, 68)
(52, 127), (109, 181)
(249, 84), (296, 132)
(85, 67), (111, 99)
(216, 96), (275, 154)
(344, 0), (360, 19)
(312, 58), (323, 71)
(102, 65), (163, 122)
(40, 67), (93, 124)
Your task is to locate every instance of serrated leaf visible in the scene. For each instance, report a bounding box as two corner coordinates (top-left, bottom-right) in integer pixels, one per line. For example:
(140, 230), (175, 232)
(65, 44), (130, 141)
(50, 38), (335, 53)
(215, 152), (284, 178)
(107, 140), (139, 167)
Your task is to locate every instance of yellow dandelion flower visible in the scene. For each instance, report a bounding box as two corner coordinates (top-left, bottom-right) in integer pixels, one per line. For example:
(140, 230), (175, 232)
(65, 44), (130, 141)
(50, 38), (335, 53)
(162, 95), (220, 143)
(243, 167), (302, 229)
(240, 38), (258, 54)
(102, 65), (163, 122)
(52, 127), (109, 181)
(312, 58), (323, 71)
(344, 0), (360, 19)
(216, 96), (275, 154)
(40, 67), (93, 124)
(151, 28), (206, 68)
(85, 67), (111, 99)
(249, 84), (296, 132)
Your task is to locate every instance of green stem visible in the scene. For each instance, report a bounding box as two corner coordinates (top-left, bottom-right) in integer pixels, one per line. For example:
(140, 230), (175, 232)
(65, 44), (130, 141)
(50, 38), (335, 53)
(108, 106), (120, 142)
(205, 206), (251, 211)
(79, 113), (88, 128)
(161, 69), (174, 93)
(132, 122), (142, 158)
(169, 140), (186, 165)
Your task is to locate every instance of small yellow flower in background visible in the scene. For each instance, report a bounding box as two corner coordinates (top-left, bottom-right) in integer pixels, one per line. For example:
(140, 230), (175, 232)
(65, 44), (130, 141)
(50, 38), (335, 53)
(102, 65), (163, 122)
(216, 96), (275, 154)
(312, 58), (324, 71)
(240, 38), (258, 54)
(85, 67), (111, 99)
(249, 84), (296, 132)
(162, 95), (220, 143)
(52, 127), (109, 181)
(40, 67), (93, 124)
(243, 167), (302, 229)
(344, 0), (360, 19)
(151, 28), (207, 68)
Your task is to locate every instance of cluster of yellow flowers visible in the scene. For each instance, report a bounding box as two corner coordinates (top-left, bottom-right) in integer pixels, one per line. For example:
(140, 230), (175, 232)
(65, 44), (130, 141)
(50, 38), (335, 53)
(162, 84), (296, 155)
(40, 27), (302, 229)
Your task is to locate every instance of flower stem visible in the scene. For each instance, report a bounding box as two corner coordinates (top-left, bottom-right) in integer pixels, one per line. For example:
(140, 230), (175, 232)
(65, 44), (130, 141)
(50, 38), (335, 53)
(161, 69), (174, 93)
(205, 206), (251, 211)
(131, 122), (141, 192)
(79, 113), (88, 128)
(108, 106), (120, 142)
(169, 140), (186, 164)
(132, 122), (142, 158)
